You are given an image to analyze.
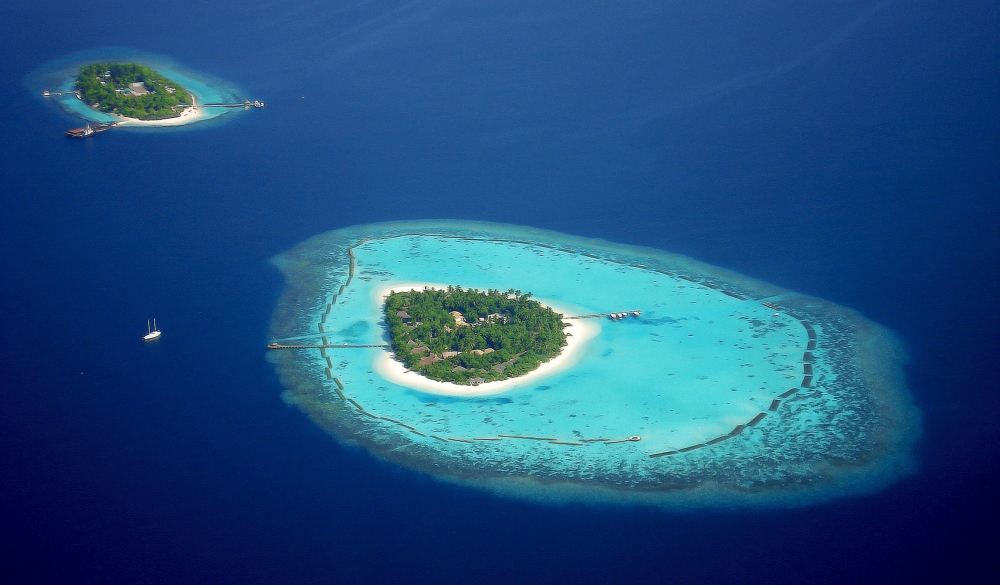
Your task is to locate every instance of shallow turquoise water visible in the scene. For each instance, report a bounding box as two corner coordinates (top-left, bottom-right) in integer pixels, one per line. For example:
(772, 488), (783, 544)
(24, 48), (246, 127)
(270, 221), (920, 506)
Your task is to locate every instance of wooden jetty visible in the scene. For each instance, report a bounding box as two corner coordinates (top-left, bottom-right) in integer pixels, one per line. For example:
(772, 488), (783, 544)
(565, 310), (641, 320)
(42, 90), (81, 98)
(42, 90), (262, 109)
(200, 100), (265, 109)
(267, 342), (389, 350)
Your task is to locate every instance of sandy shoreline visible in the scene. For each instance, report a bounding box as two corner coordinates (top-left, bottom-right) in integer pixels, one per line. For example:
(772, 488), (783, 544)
(370, 282), (600, 396)
(116, 94), (206, 127)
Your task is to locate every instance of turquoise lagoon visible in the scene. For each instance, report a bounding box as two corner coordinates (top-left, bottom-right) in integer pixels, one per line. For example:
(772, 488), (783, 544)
(25, 48), (245, 128)
(269, 221), (921, 507)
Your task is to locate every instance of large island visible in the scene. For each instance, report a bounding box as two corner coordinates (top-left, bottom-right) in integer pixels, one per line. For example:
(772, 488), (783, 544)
(267, 221), (922, 508)
(76, 62), (193, 120)
(385, 287), (567, 385)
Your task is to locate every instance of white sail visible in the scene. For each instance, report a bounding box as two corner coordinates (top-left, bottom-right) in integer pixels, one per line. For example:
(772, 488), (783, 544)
(143, 318), (161, 341)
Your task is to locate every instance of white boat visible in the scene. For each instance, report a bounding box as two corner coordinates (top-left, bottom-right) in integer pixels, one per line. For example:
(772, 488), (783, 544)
(143, 319), (162, 341)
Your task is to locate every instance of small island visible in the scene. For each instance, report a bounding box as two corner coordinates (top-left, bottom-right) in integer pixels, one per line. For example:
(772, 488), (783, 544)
(76, 62), (192, 120)
(384, 287), (568, 385)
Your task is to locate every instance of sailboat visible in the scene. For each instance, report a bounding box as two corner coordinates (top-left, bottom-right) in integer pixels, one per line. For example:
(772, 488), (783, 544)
(143, 319), (162, 341)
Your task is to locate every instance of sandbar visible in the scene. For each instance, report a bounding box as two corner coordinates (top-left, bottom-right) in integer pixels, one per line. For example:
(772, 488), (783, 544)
(371, 282), (600, 396)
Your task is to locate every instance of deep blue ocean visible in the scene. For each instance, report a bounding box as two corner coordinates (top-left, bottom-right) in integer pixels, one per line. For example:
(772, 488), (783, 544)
(2, 1), (997, 583)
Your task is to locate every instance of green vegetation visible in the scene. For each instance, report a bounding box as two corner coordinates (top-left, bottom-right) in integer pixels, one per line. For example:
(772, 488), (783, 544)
(76, 62), (193, 120)
(385, 287), (568, 385)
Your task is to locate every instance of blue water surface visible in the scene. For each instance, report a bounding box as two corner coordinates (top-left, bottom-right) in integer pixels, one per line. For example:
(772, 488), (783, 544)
(0, 1), (997, 583)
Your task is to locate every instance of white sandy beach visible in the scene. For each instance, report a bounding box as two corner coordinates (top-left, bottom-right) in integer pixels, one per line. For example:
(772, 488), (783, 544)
(371, 282), (600, 396)
(116, 95), (206, 127)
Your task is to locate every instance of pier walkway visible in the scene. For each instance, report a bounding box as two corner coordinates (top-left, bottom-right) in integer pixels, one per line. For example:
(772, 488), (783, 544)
(565, 310), (641, 320)
(199, 100), (265, 109)
(267, 342), (388, 350)
(270, 309), (641, 349)
(43, 90), (264, 110)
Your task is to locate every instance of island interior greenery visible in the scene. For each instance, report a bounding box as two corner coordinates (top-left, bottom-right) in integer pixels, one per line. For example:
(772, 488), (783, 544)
(76, 62), (192, 120)
(384, 287), (568, 385)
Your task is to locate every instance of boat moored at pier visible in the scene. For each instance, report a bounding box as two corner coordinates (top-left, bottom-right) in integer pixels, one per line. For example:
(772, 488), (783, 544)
(65, 121), (121, 138)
